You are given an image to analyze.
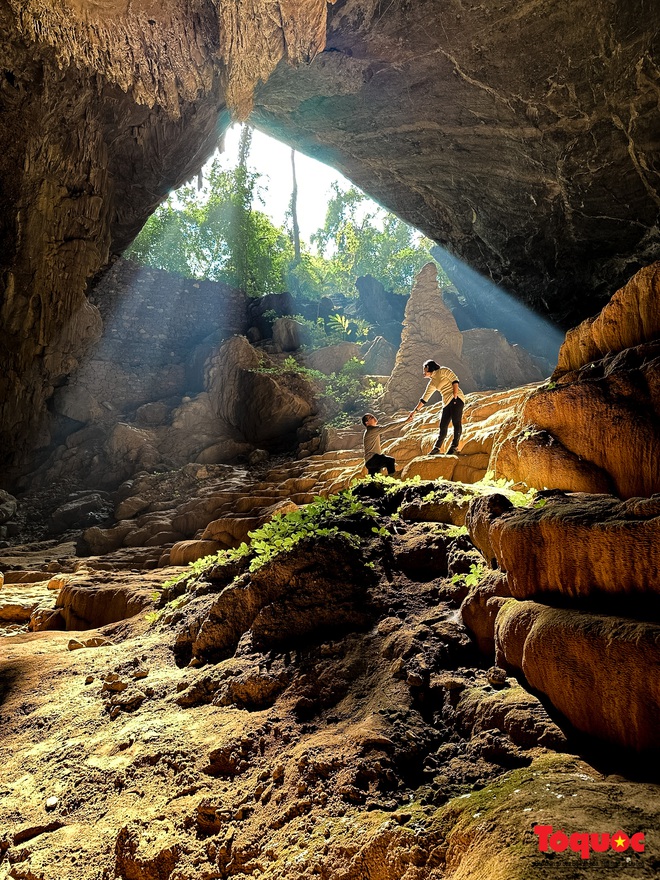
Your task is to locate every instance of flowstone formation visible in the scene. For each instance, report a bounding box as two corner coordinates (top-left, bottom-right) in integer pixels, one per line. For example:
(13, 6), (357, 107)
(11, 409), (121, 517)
(2, 479), (659, 880)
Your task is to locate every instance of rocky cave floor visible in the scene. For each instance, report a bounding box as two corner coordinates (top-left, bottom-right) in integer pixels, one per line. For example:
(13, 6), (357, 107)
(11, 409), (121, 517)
(1, 468), (659, 880)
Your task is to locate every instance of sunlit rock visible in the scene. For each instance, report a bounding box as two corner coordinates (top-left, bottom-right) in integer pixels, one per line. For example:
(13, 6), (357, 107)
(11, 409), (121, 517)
(206, 336), (316, 445)
(271, 316), (312, 351)
(169, 540), (227, 566)
(555, 261), (660, 375)
(489, 492), (660, 602)
(382, 264), (476, 412)
(360, 335), (398, 377)
(495, 599), (660, 752)
(492, 264), (660, 497)
(301, 342), (362, 375)
(465, 493), (514, 570)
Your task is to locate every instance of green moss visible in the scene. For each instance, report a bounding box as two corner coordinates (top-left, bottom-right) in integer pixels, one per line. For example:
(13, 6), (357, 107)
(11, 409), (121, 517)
(170, 487), (385, 595)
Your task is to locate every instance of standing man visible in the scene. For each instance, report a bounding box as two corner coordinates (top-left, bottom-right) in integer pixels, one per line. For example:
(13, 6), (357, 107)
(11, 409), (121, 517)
(406, 359), (465, 455)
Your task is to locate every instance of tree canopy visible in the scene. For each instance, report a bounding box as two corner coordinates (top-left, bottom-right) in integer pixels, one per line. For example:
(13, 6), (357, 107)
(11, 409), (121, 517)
(125, 127), (440, 299)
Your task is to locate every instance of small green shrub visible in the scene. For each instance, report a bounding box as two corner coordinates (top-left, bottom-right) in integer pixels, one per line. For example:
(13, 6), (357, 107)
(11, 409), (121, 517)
(473, 474), (538, 508)
(170, 488), (386, 595)
(451, 561), (488, 589)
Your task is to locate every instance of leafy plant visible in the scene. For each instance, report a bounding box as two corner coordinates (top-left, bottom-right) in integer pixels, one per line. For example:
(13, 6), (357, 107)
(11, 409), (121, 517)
(125, 125), (294, 296)
(474, 474), (538, 508)
(170, 488), (386, 595)
(252, 355), (383, 427)
(451, 562), (488, 589)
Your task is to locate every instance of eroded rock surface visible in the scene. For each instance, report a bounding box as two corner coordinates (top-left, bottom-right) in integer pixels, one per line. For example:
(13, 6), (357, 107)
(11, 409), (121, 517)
(492, 263), (660, 498)
(1, 477), (658, 880)
(2, 1), (659, 475)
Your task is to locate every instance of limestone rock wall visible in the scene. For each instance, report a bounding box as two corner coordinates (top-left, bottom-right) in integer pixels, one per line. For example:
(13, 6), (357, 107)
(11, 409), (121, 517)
(1, 0), (659, 480)
(464, 489), (660, 752)
(253, 0), (660, 323)
(0, 0), (225, 479)
(491, 262), (660, 498)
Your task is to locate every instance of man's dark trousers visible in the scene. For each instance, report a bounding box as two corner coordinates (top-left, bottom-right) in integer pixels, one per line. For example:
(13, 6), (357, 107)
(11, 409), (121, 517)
(435, 397), (464, 452)
(366, 453), (396, 475)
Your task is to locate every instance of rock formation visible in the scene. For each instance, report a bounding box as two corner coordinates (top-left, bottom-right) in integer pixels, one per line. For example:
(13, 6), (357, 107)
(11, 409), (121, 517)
(491, 261), (660, 498)
(253, 0), (660, 320)
(1, 469), (659, 879)
(382, 263), (544, 411)
(1, 4), (660, 874)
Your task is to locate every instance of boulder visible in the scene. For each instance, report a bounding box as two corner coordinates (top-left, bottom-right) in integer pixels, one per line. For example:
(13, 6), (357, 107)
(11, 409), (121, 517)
(0, 490), (17, 525)
(489, 492), (660, 602)
(49, 493), (113, 533)
(206, 336), (316, 445)
(360, 335), (397, 377)
(301, 342), (362, 375)
(169, 540), (227, 566)
(460, 571), (511, 656)
(175, 533), (380, 663)
(555, 261), (660, 376)
(465, 493), (514, 569)
(401, 455), (460, 482)
(195, 439), (252, 464)
(492, 425), (615, 495)
(461, 328), (546, 390)
(134, 401), (171, 427)
(201, 499), (299, 547)
(272, 316), (312, 351)
(56, 576), (155, 629)
(492, 264), (660, 498)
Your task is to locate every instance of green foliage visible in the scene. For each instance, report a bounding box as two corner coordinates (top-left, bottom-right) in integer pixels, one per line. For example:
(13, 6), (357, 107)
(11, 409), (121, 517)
(310, 183), (437, 297)
(445, 525), (469, 538)
(125, 126), (293, 296)
(474, 474), (538, 508)
(253, 356), (383, 427)
(326, 312), (372, 341)
(451, 562), (488, 589)
(173, 488), (385, 594)
(127, 152), (441, 304)
(289, 315), (331, 349)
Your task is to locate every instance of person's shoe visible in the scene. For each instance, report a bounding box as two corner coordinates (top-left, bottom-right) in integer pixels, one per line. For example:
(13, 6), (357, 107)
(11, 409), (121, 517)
(447, 446), (459, 455)
(429, 447), (441, 455)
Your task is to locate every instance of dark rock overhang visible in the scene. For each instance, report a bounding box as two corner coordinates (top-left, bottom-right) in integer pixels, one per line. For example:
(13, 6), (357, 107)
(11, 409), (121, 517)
(251, 0), (660, 323)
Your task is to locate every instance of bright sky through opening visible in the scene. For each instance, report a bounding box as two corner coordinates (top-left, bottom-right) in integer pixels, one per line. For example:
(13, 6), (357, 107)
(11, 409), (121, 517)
(211, 124), (353, 245)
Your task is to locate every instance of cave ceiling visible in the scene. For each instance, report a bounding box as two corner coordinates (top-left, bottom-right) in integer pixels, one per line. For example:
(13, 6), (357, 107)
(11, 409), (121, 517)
(0, 0), (659, 477)
(252, 0), (660, 322)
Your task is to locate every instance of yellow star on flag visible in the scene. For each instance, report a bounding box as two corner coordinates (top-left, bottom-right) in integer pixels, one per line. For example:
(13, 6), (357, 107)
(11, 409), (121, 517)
(614, 836), (626, 848)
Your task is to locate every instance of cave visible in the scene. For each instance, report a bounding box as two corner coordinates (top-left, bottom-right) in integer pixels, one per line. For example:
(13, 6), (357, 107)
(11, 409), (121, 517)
(1, 0), (658, 477)
(0, 3), (659, 879)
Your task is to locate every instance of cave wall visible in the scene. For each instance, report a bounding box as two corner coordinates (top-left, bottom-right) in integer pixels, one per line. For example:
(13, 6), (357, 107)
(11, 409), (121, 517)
(0, 0), (226, 481)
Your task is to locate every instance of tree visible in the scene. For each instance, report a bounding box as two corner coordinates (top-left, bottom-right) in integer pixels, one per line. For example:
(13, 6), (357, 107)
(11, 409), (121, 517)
(290, 149), (301, 266)
(309, 183), (438, 296)
(125, 125), (293, 296)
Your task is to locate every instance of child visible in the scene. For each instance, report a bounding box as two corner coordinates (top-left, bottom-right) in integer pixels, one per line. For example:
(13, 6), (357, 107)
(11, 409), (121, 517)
(361, 413), (404, 475)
